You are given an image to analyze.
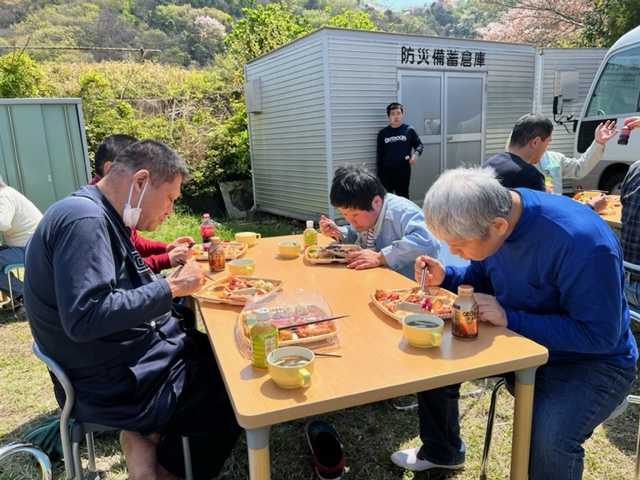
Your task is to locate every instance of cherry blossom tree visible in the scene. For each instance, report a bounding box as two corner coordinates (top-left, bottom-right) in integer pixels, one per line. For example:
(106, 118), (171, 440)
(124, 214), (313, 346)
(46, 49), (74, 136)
(479, 0), (594, 46)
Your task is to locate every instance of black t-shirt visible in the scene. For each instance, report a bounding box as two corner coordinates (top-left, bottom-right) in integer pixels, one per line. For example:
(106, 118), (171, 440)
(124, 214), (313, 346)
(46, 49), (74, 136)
(376, 124), (423, 170)
(483, 152), (545, 191)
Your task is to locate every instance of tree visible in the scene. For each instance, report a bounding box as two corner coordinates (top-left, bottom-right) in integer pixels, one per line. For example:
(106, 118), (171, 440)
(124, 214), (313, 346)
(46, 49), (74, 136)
(0, 51), (49, 97)
(580, 0), (640, 47)
(479, 0), (593, 46)
(326, 9), (377, 30)
(150, 4), (230, 65)
(224, 3), (310, 86)
(225, 3), (309, 65)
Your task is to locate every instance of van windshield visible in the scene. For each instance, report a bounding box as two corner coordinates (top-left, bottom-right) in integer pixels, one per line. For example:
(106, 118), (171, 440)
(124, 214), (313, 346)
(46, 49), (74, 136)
(586, 45), (640, 117)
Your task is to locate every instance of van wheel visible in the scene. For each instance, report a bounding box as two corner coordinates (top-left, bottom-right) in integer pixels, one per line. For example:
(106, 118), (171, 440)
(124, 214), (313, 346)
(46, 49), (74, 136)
(599, 167), (629, 194)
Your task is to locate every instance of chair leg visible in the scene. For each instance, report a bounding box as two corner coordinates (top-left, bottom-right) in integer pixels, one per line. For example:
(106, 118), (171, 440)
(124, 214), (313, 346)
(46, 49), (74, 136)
(60, 422), (74, 480)
(182, 436), (194, 480)
(7, 271), (15, 314)
(86, 433), (96, 472)
(479, 378), (506, 480)
(72, 442), (83, 480)
(635, 413), (640, 480)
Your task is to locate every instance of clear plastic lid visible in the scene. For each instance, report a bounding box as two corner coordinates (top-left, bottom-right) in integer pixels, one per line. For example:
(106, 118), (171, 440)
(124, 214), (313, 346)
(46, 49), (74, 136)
(255, 307), (271, 322)
(306, 220), (314, 229)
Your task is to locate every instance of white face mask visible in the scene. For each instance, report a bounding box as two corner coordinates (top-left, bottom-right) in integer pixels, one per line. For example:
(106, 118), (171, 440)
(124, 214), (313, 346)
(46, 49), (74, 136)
(123, 179), (148, 228)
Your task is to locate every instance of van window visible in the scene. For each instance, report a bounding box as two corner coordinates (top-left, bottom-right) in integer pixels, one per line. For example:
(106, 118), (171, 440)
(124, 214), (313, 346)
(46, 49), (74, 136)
(586, 46), (640, 117)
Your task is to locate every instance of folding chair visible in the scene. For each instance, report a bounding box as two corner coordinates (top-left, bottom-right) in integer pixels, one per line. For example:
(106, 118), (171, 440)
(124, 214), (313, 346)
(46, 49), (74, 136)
(33, 342), (194, 480)
(0, 441), (52, 480)
(2, 262), (24, 314)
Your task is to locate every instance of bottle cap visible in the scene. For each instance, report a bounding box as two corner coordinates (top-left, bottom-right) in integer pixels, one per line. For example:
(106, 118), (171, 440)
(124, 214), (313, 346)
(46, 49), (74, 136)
(210, 236), (222, 245)
(306, 220), (314, 229)
(458, 284), (474, 295)
(255, 308), (271, 322)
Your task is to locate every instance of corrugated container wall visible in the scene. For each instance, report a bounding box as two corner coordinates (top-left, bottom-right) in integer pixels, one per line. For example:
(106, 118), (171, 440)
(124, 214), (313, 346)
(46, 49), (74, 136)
(245, 35), (329, 220)
(0, 99), (90, 213)
(246, 29), (603, 219)
(534, 48), (608, 156)
(327, 30), (536, 168)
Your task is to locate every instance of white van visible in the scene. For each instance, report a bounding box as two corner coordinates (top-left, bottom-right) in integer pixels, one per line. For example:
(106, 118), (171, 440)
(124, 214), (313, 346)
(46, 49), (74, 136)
(570, 26), (640, 193)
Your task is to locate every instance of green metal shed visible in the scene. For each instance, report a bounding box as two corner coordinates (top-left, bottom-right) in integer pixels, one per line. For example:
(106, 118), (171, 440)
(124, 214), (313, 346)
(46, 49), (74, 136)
(0, 98), (90, 213)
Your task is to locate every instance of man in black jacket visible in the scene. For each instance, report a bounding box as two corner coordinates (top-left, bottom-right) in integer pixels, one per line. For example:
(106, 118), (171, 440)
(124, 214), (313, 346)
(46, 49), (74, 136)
(376, 102), (424, 199)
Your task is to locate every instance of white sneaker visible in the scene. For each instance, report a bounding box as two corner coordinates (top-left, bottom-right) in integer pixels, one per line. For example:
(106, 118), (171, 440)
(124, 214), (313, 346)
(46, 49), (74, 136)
(390, 447), (464, 472)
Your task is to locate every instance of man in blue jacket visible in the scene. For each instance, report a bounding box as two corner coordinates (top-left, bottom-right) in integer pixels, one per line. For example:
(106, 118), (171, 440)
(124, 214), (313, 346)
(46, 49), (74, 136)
(390, 167), (637, 479)
(319, 166), (440, 279)
(25, 140), (240, 480)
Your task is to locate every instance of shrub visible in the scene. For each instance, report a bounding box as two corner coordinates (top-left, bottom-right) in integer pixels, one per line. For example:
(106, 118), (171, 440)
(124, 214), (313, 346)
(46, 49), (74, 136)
(0, 51), (49, 97)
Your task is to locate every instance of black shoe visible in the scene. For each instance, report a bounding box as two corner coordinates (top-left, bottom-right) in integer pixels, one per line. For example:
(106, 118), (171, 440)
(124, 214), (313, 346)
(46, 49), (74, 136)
(305, 420), (346, 480)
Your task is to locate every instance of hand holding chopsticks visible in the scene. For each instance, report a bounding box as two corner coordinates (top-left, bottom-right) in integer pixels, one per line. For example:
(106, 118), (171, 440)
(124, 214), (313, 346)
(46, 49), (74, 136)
(414, 255), (446, 287)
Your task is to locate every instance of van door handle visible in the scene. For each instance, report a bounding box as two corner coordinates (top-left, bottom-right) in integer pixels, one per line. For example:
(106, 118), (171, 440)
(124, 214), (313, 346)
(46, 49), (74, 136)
(447, 136), (454, 142)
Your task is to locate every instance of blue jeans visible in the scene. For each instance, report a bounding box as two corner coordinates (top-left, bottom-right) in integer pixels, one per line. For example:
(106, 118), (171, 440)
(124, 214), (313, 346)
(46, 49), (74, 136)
(0, 246), (25, 297)
(417, 360), (635, 479)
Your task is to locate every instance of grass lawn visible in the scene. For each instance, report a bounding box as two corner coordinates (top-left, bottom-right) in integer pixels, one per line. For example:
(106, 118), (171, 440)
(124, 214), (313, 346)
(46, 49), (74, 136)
(0, 214), (638, 479)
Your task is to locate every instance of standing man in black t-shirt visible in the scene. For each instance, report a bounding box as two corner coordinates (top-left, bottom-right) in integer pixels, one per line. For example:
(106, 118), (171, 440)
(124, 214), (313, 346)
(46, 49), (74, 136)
(376, 102), (424, 199)
(483, 113), (552, 191)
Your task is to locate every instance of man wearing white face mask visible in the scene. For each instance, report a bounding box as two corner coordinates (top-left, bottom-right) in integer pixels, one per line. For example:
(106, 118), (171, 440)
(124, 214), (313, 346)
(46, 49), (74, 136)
(24, 140), (240, 480)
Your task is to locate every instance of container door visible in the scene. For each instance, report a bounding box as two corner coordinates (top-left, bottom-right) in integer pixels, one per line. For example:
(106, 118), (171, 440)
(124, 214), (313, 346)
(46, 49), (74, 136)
(444, 73), (485, 170)
(398, 71), (443, 203)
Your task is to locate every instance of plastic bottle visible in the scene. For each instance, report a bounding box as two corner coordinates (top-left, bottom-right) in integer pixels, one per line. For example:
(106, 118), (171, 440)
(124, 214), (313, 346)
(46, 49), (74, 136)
(452, 285), (479, 339)
(251, 308), (278, 369)
(303, 220), (318, 248)
(200, 213), (215, 244)
(208, 237), (226, 273)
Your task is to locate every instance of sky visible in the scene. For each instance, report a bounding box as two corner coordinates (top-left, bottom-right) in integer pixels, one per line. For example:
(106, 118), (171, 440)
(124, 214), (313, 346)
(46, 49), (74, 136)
(371, 0), (434, 11)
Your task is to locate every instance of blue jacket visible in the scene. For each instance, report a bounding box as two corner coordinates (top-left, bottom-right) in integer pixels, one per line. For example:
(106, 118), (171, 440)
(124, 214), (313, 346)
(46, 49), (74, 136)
(339, 193), (441, 279)
(442, 188), (638, 368)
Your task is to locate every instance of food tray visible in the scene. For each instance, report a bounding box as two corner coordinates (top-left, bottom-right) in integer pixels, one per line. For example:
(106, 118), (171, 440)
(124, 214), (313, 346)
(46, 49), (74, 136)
(573, 190), (607, 203)
(192, 241), (248, 261)
(370, 287), (456, 323)
(238, 304), (338, 347)
(304, 245), (360, 264)
(194, 275), (282, 306)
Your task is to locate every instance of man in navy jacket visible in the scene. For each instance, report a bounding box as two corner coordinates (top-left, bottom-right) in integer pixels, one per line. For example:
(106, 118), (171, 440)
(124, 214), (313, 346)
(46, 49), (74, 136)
(25, 140), (240, 480)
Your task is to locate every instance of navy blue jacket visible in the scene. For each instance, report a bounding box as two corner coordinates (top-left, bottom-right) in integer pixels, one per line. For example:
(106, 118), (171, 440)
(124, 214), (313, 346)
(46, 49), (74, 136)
(25, 186), (187, 432)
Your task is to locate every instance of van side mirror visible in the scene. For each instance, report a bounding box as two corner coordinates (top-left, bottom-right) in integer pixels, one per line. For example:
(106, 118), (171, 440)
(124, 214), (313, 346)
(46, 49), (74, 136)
(553, 95), (563, 116)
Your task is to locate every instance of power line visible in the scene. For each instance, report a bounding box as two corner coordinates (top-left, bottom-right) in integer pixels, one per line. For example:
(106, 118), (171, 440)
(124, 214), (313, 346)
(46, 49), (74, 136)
(0, 46), (161, 57)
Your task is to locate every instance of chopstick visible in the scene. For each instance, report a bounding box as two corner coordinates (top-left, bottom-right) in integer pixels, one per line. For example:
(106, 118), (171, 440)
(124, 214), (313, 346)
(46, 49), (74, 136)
(314, 352), (343, 358)
(167, 261), (186, 279)
(419, 264), (428, 292)
(276, 314), (349, 330)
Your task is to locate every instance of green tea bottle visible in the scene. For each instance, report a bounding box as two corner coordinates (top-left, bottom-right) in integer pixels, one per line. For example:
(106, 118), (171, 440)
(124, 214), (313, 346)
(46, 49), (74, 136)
(251, 308), (278, 369)
(303, 220), (318, 248)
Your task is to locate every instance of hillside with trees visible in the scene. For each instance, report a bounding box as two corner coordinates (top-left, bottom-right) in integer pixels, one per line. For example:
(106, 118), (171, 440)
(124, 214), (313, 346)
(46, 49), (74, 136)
(0, 0), (638, 211)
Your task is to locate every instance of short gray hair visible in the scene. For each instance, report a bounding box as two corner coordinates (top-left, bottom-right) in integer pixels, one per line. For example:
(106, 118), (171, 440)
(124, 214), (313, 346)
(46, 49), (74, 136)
(109, 139), (188, 185)
(423, 167), (512, 239)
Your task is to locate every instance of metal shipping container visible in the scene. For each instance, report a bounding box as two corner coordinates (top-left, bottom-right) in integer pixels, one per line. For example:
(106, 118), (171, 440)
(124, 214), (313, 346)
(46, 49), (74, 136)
(245, 28), (604, 219)
(0, 98), (90, 213)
